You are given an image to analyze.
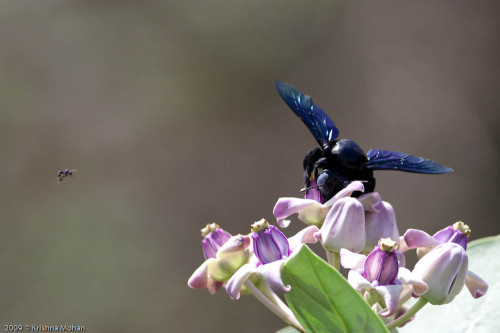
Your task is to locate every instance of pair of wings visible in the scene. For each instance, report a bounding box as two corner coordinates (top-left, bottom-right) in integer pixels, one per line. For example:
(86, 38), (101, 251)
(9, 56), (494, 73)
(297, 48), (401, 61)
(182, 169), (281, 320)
(274, 81), (453, 174)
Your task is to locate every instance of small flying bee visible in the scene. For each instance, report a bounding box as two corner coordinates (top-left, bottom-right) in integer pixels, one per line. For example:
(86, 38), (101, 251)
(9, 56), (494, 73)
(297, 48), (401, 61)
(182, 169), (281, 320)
(274, 81), (453, 203)
(57, 169), (76, 183)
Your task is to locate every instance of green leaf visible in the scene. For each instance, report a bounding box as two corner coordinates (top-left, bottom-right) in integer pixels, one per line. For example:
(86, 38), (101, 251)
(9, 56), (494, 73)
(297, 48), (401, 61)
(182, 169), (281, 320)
(400, 235), (499, 333)
(282, 245), (389, 333)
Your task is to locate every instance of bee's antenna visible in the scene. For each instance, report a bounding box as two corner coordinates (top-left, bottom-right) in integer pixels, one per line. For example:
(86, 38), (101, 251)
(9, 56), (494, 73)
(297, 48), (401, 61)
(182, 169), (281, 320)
(299, 185), (320, 193)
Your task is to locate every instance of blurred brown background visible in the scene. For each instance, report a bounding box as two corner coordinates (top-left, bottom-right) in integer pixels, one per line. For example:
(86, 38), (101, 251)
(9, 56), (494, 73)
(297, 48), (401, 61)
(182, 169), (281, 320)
(0, 1), (499, 332)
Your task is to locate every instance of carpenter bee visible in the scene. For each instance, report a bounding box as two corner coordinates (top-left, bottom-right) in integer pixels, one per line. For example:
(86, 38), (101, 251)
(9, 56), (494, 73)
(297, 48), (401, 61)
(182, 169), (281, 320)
(57, 169), (76, 182)
(274, 81), (452, 203)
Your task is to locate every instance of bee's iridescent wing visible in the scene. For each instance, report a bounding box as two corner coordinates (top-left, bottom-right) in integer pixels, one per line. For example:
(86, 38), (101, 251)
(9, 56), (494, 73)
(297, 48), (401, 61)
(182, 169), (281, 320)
(366, 149), (453, 174)
(274, 81), (339, 147)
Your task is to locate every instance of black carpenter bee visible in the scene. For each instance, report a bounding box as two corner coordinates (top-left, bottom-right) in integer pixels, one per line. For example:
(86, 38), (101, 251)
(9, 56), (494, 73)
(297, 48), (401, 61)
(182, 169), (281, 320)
(57, 169), (76, 182)
(274, 81), (452, 203)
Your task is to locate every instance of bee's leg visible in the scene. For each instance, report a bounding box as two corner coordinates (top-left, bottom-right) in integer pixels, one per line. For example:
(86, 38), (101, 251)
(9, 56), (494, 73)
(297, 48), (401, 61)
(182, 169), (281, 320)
(302, 148), (323, 188)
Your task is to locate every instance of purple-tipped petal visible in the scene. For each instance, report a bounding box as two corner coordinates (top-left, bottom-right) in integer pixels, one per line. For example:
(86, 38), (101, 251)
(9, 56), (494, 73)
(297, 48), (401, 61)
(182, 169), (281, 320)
(217, 234), (251, 255)
(364, 201), (399, 253)
(375, 284), (403, 317)
(398, 235), (411, 253)
(320, 197), (366, 253)
(273, 197), (326, 227)
(340, 248), (366, 270)
(188, 260), (211, 289)
(397, 267), (428, 296)
(277, 218), (291, 228)
(358, 192), (384, 212)
(465, 270), (488, 298)
(404, 229), (441, 249)
(288, 225), (320, 252)
(257, 260), (291, 294)
(225, 263), (257, 300)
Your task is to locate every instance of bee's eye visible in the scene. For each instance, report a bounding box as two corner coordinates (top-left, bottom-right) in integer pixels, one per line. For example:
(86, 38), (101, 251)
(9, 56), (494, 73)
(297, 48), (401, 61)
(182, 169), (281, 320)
(317, 170), (350, 199)
(317, 170), (344, 189)
(316, 171), (331, 188)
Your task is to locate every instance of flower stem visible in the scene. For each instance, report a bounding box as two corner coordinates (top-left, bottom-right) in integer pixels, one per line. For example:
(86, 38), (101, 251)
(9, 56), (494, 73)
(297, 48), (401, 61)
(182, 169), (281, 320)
(244, 280), (305, 332)
(327, 251), (340, 270)
(386, 298), (428, 330)
(260, 282), (300, 324)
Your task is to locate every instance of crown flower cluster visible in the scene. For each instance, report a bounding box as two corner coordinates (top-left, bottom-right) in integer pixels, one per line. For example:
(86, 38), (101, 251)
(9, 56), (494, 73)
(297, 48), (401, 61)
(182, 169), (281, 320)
(188, 184), (488, 332)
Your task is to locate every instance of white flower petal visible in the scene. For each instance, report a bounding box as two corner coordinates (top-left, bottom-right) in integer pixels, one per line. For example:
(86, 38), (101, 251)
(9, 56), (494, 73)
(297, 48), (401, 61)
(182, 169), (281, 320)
(357, 192), (383, 212)
(188, 260), (211, 289)
(273, 197), (325, 227)
(403, 229), (441, 249)
(347, 269), (372, 291)
(340, 248), (366, 270)
(257, 260), (291, 294)
(375, 284), (403, 317)
(225, 263), (257, 300)
(397, 267), (428, 296)
(465, 270), (488, 298)
(288, 225), (320, 252)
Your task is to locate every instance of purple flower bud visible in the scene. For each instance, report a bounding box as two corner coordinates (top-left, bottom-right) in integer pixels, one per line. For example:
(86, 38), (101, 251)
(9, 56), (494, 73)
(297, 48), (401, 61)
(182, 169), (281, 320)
(433, 221), (470, 250)
(363, 238), (399, 286)
(251, 219), (290, 265)
(201, 223), (232, 259)
(412, 243), (468, 305)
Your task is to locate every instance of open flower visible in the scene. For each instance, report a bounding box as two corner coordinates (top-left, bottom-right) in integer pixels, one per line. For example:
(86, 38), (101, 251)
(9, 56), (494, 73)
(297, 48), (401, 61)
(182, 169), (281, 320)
(274, 181), (399, 254)
(273, 181), (364, 228)
(188, 225), (252, 295)
(226, 220), (319, 299)
(401, 222), (488, 299)
(340, 238), (428, 317)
